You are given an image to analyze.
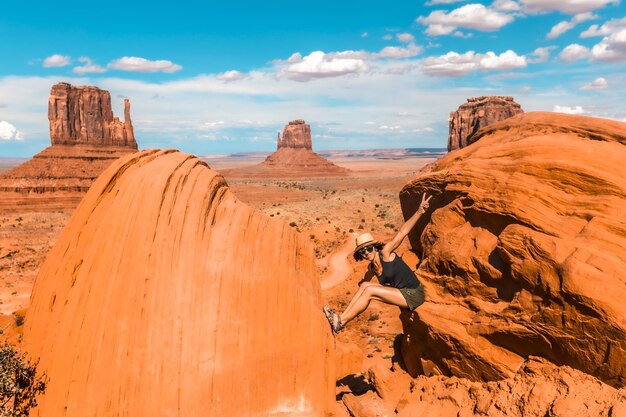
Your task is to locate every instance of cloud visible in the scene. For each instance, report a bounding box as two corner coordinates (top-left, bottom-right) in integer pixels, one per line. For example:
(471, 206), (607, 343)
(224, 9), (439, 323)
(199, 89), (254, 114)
(547, 12), (597, 39)
(426, 0), (466, 5)
(43, 54), (71, 67)
(590, 27), (626, 61)
(422, 49), (527, 76)
(278, 51), (369, 81)
(73, 57), (107, 75)
(382, 34), (393, 41)
(0, 121), (24, 141)
(396, 33), (415, 43)
(580, 77), (608, 90)
(417, 4), (515, 36)
(379, 125), (401, 130)
(553, 105), (586, 114)
(559, 43), (591, 62)
(492, 0), (522, 12)
(581, 17), (626, 37)
(528, 46), (556, 63)
(361, 32), (369, 38)
(520, 0), (619, 14)
(376, 43), (422, 59)
(217, 70), (246, 82)
(108, 56), (183, 73)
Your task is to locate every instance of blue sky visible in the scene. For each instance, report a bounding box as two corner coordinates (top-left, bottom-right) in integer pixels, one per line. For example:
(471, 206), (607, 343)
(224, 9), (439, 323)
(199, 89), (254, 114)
(0, 0), (624, 157)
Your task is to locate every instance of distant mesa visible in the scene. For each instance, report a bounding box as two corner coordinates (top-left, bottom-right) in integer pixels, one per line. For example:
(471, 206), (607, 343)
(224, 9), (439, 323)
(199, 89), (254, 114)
(448, 96), (523, 152)
(24, 149), (335, 416)
(226, 119), (349, 178)
(0, 82), (138, 212)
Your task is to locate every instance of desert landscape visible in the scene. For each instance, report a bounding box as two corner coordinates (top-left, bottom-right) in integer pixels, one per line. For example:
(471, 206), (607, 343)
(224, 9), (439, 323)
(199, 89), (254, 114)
(0, 82), (624, 416)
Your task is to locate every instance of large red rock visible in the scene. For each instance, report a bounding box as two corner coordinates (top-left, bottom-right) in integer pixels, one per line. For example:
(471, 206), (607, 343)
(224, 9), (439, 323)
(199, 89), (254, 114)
(399, 112), (626, 387)
(277, 119), (312, 150)
(0, 83), (138, 212)
(224, 119), (349, 178)
(448, 96), (523, 151)
(49, 82), (136, 147)
(24, 149), (335, 416)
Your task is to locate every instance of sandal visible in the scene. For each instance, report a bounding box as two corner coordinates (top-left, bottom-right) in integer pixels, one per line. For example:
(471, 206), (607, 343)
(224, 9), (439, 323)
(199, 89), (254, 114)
(322, 306), (344, 334)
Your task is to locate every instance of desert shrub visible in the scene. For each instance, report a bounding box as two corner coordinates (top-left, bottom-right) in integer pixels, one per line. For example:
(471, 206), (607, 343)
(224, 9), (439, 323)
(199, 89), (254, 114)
(289, 222), (297, 227)
(0, 342), (47, 416)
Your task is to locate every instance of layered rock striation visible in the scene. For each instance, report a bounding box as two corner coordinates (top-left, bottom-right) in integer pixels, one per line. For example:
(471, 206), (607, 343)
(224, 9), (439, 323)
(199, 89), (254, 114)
(277, 119), (312, 150)
(24, 149), (335, 416)
(49, 82), (136, 147)
(448, 96), (523, 151)
(0, 83), (138, 211)
(399, 112), (626, 387)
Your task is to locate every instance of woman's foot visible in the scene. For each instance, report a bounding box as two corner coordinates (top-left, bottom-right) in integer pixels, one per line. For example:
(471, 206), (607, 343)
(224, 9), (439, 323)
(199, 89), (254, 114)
(322, 306), (344, 334)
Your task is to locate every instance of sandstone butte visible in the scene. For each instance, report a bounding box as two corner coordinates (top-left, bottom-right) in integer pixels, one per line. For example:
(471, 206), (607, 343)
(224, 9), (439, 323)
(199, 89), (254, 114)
(448, 96), (523, 152)
(23, 149), (335, 417)
(398, 112), (626, 392)
(225, 119), (350, 178)
(0, 82), (137, 212)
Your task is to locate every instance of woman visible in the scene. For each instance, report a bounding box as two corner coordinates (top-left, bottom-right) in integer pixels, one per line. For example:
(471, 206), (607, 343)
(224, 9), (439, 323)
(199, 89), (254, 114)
(323, 193), (431, 333)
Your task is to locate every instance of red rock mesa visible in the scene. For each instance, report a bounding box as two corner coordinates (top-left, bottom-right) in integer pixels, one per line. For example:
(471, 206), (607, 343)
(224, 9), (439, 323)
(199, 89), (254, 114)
(448, 96), (523, 151)
(226, 119), (349, 178)
(399, 112), (626, 387)
(24, 149), (335, 416)
(0, 82), (138, 212)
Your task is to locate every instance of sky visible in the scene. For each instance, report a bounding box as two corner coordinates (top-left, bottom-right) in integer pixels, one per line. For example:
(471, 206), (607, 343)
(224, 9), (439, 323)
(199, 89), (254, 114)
(0, 0), (624, 157)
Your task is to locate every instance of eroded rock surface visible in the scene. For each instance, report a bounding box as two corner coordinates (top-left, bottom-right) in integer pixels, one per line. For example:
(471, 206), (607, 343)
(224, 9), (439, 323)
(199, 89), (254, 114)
(49, 82), (136, 147)
(278, 119), (312, 150)
(0, 83), (138, 212)
(448, 96), (523, 151)
(24, 149), (335, 416)
(400, 112), (626, 387)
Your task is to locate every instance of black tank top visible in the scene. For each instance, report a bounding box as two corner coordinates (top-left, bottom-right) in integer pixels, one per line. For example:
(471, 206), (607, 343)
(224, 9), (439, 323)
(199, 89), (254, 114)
(375, 251), (421, 289)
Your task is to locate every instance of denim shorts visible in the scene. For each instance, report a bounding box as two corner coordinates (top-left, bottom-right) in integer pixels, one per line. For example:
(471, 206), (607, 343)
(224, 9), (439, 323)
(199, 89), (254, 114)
(399, 285), (425, 310)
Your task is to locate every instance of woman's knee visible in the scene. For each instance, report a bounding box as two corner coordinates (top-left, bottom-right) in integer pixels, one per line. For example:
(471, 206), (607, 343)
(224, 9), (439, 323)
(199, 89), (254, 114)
(359, 281), (375, 289)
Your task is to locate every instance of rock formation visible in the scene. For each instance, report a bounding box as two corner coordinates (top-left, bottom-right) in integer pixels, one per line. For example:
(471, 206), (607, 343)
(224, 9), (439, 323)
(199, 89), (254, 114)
(225, 119), (349, 178)
(0, 82), (138, 212)
(277, 119), (312, 150)
(399, 112), (626, 387)
(448, 96), (523, 151)
(24, 149), (335, 416)
(49, 82), (136, 147)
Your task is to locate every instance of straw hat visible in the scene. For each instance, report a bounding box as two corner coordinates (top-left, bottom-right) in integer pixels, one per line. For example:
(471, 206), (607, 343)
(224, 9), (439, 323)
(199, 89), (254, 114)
(353, 233), (382, 258)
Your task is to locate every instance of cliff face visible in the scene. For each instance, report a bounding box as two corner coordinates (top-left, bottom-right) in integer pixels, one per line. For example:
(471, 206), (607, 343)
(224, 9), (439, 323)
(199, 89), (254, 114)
(48, 82), (137, 148)
(277, 119), (312, 150)
(24, 149), (335, 416)
(399, 112), (626, 387)
(448, 96), (523, 151)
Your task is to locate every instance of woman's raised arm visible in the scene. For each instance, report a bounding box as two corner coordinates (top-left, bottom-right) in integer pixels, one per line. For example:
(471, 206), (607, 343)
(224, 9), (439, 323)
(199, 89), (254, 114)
(382, 193), (431, 258)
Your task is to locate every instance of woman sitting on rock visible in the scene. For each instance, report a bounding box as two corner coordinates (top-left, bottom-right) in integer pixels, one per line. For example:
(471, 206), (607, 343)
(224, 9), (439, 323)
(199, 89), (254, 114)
(323, 193), (431, 334)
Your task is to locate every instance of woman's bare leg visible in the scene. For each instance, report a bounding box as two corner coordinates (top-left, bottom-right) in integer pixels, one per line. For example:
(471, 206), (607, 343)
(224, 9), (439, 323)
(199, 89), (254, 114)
(339, 284), (408, 326)
(342, 281), (375, 314)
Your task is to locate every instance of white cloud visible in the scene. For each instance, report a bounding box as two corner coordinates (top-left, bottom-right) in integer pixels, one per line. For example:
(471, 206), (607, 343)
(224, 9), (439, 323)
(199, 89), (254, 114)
(376, 43), (422, 59)
(417, 4), (515, 36)
(547, 12), (597, 39)
(379, 125), (401, 130)
(382, 34), (393, 41)
(528, 46), (555, 63)
(108, 56), (183, 73)
(73, 57), (107, 75)
(361, 32), (369, 38)
(559, 43), (591, 62)
(422, 49), (527, 76)
(397, 33), (415, 43)
(0, 121), (24, 141)
(278, 51), (369, 81)
(43, 54), (71, 67)
(580, 77), (608, 90)
(521, 0), (619, 14)
(581, 17), (626, 37)
(590, 27), (626, 61)
(217, 70), (246, 82)
(492, 0), (522, 12)
(553, 105), (586, 114)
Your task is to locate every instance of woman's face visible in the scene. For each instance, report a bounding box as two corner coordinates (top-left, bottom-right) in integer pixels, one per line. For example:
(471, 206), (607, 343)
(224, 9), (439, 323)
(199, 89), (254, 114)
(358, 245), (377, 262)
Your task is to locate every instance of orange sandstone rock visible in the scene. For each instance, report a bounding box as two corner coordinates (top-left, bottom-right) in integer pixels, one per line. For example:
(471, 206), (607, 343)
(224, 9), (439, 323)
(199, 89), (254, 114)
(24, 149), (335, 416)
(399, 112), (626, 387)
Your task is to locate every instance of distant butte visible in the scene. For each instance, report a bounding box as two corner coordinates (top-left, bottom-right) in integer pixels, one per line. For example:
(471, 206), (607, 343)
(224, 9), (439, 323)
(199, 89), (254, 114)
(226, 119), (350, 178)
(0, 82), (138, 212)
(448, 96), (523, 152)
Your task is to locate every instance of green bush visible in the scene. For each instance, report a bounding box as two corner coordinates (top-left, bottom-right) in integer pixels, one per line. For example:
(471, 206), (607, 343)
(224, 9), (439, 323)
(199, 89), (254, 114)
(0, 342), (47, 416)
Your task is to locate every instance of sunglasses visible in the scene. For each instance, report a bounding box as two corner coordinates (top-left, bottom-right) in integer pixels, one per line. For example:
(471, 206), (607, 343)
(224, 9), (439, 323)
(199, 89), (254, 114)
(357, 245), (376, 256)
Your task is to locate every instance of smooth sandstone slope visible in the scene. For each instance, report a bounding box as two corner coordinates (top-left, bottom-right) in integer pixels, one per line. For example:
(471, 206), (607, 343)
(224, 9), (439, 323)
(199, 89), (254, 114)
(24, 149), (335, 416)
(399, 112), (626, 387)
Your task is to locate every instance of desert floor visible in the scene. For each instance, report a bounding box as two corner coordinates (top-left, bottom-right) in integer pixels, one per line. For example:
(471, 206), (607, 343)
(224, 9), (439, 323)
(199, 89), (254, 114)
(0, 152), (435, 369)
